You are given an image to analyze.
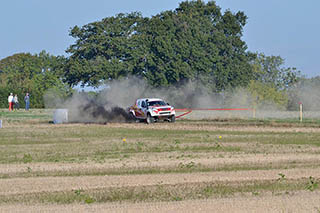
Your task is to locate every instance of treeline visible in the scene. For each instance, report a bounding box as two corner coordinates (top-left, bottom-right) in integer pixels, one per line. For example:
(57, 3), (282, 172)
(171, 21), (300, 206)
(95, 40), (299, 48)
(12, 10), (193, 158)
(0, 51), (71, 108)
(0, 1), (317, 110)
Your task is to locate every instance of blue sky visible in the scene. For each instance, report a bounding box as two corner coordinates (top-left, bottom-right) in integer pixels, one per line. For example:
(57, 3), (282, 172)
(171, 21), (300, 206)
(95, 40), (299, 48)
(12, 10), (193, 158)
(0, 0), (319, 77)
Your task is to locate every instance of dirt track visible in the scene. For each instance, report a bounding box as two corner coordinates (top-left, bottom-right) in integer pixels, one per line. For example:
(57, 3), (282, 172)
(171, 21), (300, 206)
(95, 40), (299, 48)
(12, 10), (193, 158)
(1, 167), (320, 196)
(7, 121), (320, 133)
(1, 192), (320, 213)
(104, 122), (320, 133)
(1, 152), (320, 174)
(1, 121), (320, 212)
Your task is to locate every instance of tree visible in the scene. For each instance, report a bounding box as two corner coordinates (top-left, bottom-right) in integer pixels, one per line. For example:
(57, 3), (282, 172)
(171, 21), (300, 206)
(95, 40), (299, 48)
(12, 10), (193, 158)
(252, 53), (300, 90)
(0, 51), (71, 108)
(243, 53), (301, 109)
(247, 80), (289, 110)
(65, 1), (254, 92)
(65, 12), (145, 87)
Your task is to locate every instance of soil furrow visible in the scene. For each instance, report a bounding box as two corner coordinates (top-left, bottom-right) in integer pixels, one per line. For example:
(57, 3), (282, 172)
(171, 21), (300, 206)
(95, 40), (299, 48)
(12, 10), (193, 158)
(1, 168), (320, 195)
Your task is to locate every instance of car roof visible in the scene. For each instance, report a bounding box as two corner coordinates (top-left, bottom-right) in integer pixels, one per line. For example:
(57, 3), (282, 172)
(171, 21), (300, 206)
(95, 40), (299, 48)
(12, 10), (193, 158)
(147, 98), (164, 102)
(138, 98), (163, 102)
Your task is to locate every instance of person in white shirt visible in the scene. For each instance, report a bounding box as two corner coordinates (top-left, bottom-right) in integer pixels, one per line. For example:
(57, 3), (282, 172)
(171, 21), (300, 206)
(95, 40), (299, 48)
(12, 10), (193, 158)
(14, 94), (19, 110)
(8, 93), (14, 111)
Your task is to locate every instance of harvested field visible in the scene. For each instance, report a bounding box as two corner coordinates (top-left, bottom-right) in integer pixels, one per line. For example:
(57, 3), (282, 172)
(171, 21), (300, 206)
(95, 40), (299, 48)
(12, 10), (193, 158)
(2, 192), (320, 213)
(0, 109), (320, 212)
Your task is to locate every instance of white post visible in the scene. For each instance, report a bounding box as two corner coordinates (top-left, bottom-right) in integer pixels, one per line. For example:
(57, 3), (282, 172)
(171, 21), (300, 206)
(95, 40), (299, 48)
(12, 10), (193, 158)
(0, 120), (2, 128)
(299, 102), (303, 122)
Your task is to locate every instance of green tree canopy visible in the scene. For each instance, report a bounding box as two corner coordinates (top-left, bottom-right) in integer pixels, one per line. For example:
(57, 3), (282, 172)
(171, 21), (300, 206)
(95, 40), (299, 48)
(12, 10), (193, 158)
(65, 0), (254, 92)
(242, 53), (301, 109)
(0, 51), (71, 108)
(252, 53), (301, 90)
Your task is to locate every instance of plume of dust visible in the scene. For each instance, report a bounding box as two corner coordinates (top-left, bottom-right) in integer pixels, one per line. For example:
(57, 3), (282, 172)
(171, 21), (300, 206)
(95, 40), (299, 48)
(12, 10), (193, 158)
(290, 82), (320, 111)
(64, 93), (133, 123)
(97, 77), (230, 109)
(227, 87), (284, 111)
(45, 88), (134, 123)
(45, 76), (259, 123)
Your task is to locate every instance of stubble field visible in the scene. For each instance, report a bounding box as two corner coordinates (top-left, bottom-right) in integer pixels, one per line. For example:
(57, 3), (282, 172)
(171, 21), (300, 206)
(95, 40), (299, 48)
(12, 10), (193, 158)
(0, 109), (320, 212)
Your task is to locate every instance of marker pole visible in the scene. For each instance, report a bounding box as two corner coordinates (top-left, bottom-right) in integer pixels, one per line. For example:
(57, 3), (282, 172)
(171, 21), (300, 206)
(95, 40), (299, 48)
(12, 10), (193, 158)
(299, 102), (303, 122)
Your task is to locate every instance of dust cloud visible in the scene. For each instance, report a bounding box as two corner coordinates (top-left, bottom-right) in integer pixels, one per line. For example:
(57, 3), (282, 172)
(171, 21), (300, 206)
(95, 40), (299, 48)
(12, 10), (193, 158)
(289, 82), (320, 111)
(45, 76), (238, 123)
(45, 76), (320, 123)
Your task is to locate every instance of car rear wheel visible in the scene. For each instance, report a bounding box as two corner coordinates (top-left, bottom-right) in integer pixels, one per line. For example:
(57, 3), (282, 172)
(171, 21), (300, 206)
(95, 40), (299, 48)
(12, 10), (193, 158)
(129, 112), (138, 123)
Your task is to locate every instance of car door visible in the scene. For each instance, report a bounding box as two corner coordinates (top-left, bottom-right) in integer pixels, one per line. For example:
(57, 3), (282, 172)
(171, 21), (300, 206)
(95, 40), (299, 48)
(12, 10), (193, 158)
(141, 100), (148, 118)
(134, 100), (144, 119)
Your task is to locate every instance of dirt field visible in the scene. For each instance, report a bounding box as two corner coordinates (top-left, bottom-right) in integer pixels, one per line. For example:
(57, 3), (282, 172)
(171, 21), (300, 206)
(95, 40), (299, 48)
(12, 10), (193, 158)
(0, 110), (320, 212)
(2, 192), (320, 213)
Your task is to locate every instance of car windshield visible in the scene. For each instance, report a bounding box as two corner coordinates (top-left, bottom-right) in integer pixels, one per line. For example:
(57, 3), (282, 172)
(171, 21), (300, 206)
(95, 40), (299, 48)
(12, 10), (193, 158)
(148, 101), (167, 106)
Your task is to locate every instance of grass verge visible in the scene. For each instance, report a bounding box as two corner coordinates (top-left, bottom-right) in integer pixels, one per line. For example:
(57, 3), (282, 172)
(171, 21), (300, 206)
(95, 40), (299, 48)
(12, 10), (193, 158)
(0, 178), (318, 204)
(1, 161), (320, 179)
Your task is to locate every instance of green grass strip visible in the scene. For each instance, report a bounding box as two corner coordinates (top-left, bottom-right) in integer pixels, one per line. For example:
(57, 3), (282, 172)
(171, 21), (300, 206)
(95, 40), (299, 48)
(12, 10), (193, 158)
(0, 178), (318, 205)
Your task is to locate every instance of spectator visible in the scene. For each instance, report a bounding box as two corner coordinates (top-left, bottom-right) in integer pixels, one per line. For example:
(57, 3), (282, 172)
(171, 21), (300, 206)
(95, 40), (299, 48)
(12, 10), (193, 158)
(24, 93), (30, 111)
(8, 93), (14, 111)
(14, 94), (20, 110)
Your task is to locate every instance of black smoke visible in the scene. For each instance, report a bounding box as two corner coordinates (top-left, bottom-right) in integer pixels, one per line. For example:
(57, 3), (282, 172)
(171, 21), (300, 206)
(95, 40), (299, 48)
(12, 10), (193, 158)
(67, 94), (134, 123)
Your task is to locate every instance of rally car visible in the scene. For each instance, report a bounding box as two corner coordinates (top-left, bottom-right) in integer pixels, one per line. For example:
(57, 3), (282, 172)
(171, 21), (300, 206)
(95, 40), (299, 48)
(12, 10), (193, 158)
(129, 98), (176, 124)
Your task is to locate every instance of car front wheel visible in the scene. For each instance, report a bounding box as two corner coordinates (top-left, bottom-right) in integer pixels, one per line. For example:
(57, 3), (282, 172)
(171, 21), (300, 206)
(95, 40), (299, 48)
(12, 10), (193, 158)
(170, 115), (176, 123)
(146, 114), (154, 124)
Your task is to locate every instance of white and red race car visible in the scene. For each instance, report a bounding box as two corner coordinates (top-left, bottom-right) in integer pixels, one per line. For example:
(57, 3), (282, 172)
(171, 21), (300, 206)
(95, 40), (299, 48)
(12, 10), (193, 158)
(129, 98), (176, 124)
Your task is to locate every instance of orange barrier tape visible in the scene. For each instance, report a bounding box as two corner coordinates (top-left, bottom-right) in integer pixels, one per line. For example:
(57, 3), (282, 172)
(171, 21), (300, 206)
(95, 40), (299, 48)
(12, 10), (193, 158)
(175, 108), (253, 119)
(175, 110), (192, 118)
(175, 108), (252, 111)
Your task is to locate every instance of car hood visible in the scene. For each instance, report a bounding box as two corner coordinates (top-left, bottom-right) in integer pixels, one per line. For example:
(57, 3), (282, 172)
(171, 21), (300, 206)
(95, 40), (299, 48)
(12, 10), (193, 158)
(150, 106), (174, 111)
